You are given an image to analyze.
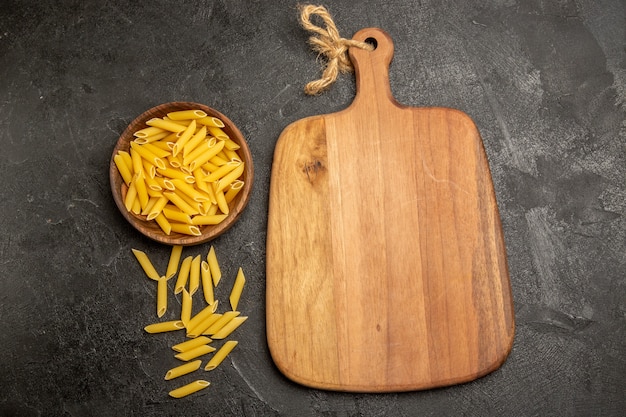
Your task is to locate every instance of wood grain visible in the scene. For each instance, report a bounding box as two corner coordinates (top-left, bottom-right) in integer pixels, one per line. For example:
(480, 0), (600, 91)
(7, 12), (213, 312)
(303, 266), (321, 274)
(266, 28), (514, 392)
(109, 102), (253, 246)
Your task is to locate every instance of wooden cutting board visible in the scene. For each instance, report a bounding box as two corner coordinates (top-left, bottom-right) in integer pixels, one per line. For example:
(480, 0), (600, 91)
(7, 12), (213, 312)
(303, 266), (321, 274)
(266, 28), (514, 392)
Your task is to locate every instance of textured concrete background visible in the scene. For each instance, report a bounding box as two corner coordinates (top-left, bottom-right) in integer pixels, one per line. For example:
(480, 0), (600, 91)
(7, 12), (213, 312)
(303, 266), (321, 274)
(0, 0), (624, 416)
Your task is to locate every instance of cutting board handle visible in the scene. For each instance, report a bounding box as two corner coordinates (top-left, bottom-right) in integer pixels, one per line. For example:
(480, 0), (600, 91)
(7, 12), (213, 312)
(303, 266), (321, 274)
(348, 28), (396, 108)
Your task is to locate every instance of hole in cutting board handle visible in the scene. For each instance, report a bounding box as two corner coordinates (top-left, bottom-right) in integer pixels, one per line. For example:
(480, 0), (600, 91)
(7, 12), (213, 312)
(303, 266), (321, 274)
(364, 37), (378, 50)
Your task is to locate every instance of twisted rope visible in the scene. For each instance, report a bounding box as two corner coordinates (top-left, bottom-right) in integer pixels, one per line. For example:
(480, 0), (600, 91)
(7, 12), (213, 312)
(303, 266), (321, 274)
(299, 4), (374, 95)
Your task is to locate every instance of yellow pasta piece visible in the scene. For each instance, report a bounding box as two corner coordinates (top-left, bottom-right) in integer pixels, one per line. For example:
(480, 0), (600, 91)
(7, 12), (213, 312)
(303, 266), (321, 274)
(229, 267), (246, 311)
(136, 130), (170, 144)
(200, 260), (215, 305)
(163, 191), (199, 215)
(134, 125), (165, 138)
(189, 255), (201, 296)
(141, 142), (170, 159)
(130, 141), (165, 169)
(207, 126), (229, 140)
(191, 214), (228, 226)
(174, 344), (216, 361)
(214, 189), (229, 215)
(165, 245), (183, 279)
(164, 360), (202, 381)
(170, 223), (201, 236)
(188, 312), (224, 338)
(223, 139), (241, 152)
(211, 316), (247, 340)
(146, 117), (187, 133)
(207, 246), (221, 286)
(114, 154), (133, 185)
(157, 167), (195, 183)
(144, 320), (185, 334)
(154, 176), (175, 191)
(174, 256), (192, 294)
(196, 116), (225, 128)
(204, 340), (238, 371)
(130, 147), (143, 177)
(203, 311), (240, 336)
(185, 139), (225, 171)
(182, 126), (207, 159)
(169, 380), (210, 398)
(133, 173), (149, 210)
(124, 179), (138, 212)
(203, 160), (241, 183)
(131, 249), (160, 280)
(157, 276), (168, 317)
(145, 175), (161, 192)
(154, 213), (172, 235)
(216, 162), (245, 193)
(186, 302), (219, 334)
(162, 205), (192, 224)
(167, 109), (207, 120)
(146, 195), (168, 221)
(171, 179), (211, 203)
(141, 196), (159, 216)
(224, 181), (244, 203)
(172, 120), (196, 157)
(181, 288), (192, 326)
(171, 336), (212, 353)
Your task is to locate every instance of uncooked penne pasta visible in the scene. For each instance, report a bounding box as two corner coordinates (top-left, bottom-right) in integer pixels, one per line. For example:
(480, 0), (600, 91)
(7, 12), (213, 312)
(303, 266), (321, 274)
(185, 301), (219, 332)
(216, 163), (245, 193)
(168, 380), (210, 398)
(162, 205), (192, 224)
(131, 249), (160, 280)
(196, 116), (225, 128)
(174, 344), (216, 361)
(124, 180), (138, 212)
(207, 246), (221, 286)
(200, 260), (214, 305)
(229, 267), (246, 311)
(211, 316), (247, 340)
(134, 172), (149, 209)
(205, 340), (238, 371)
(203, 311), (240, 336)
(171, 179), (210, 203)
(191, 214), (228, 226)
(171, 336), (212, 353)
(114, 154), (133, 185)
(214, 189), (229, 215)
(134, 125), (165, 138)
(146, 117), (187, 133)
(154, 213), (172, 235)
(224, 180), (244, 203)
(185, 139), (225, 171)
(207, 126), (229, 140)
(182, 126), (207, 159)
(144, 320), (185, 334)
(164, 360), (202, 381)
(165, 245), (183, 279)
(189, 313), (223, 338)
(174, 256), (192, 294)
(163, 191), (200, 216)
(170, 223), (201, 236)
(181, 288), (192, 326)
(130, 141), (165, 170)
(189, 255), (201, 296)
(172, 120), (196, 157)
(203, 160), (241, 183)
(167, 109), (207, 120)
(157, 276), (168, 317)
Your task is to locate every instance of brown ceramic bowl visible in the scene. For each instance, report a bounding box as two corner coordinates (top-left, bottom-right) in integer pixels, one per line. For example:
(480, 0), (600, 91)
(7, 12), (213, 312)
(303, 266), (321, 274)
(109, 102), (253, 246)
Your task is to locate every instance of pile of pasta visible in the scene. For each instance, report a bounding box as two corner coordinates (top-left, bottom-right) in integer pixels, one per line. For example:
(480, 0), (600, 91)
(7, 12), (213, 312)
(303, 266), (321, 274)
(133, 244), (247, 398)
(114, 109), (246, 236)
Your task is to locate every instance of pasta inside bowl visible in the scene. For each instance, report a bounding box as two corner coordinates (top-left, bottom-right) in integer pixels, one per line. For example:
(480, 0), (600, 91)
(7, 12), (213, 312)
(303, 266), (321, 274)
(109, 102), (253, 246)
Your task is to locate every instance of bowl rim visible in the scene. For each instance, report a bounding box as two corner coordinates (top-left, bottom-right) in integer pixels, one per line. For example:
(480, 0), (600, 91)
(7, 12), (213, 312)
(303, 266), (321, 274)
(109, 101), (253, 246)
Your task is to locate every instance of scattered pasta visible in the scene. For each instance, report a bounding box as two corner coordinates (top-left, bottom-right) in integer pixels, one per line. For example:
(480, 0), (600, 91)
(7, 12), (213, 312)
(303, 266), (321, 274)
(134, 244), (247, 398)
(115, 109), (246, 236)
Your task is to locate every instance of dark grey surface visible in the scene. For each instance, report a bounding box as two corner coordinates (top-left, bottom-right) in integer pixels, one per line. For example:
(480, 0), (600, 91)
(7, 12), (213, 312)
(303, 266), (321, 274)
(1, 0), (624, 416)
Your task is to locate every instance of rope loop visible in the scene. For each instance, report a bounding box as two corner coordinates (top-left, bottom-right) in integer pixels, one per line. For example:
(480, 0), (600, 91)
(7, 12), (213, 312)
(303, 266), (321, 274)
(299, 4), (374, 95)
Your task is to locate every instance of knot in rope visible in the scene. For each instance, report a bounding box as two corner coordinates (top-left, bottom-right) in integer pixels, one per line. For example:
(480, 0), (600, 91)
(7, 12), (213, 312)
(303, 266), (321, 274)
(299, 4), (374, 95)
